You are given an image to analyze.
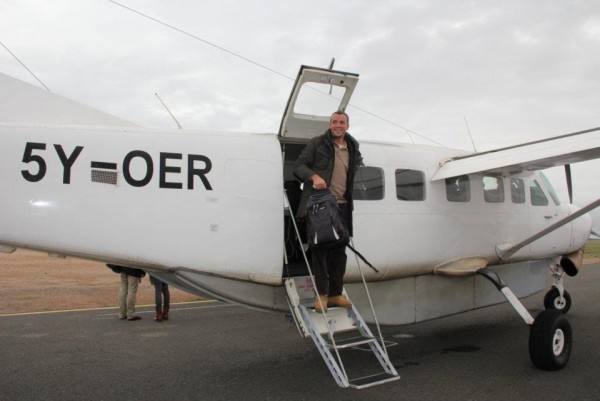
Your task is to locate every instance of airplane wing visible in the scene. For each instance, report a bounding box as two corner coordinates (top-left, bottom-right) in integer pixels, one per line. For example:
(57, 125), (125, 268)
(0, 72), (137, 127)
(431, 127), (600, 181)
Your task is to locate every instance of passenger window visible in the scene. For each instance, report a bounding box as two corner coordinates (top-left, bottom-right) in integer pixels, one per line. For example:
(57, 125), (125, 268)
(510, 178), (526, 204)
(483, 175), (505, 203)
(353, 166), (384, 201)
(396, 169), (425, 201)
(530, 180), (549, 206)
(446, 175), (471, 202)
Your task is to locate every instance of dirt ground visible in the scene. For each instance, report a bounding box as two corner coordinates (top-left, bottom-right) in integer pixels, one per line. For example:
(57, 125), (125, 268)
(0, 249), (202, 315)
(1, 249), (599, 316)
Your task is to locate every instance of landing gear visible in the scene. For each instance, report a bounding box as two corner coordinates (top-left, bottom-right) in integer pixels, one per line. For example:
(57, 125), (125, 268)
(529, 310), (572, 370)
(544, 287), (571, 313)
(545, 263), (571, 313)
(477, 268), (572, 370)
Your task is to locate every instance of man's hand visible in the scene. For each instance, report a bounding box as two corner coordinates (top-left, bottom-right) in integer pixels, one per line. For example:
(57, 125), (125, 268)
(311, 174), (327, 190)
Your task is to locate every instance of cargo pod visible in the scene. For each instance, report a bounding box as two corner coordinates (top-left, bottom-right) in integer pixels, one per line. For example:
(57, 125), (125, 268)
(279, 65), (359, 277)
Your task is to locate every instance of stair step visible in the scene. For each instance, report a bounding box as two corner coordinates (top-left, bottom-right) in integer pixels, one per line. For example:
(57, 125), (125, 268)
(284, 277), (399, 389)
(349, 372), (401, 390)
(326, 335), (376, 349)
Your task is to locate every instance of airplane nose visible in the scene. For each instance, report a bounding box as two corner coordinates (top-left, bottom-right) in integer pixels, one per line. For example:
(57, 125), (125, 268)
(568, 203), (592, 244)
(560, 203), (592, 276)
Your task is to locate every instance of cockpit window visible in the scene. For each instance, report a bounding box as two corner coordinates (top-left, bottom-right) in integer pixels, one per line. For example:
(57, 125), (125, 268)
(446, 175), (471, 202)
(530, 180), (549, 206)
(539, 172), (561, 206)
(483, 175), (505, 203)
(353, 166), (384, 201)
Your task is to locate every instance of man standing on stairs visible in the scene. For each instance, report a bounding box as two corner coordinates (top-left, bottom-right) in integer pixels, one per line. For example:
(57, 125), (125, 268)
(293, 111), (363, 312)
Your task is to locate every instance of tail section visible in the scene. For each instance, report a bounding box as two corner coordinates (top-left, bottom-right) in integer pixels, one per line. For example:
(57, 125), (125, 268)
(0, 72), (137, 127)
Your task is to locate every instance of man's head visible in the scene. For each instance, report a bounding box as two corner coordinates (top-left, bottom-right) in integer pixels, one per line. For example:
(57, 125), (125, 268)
(329, 111), (349, 141)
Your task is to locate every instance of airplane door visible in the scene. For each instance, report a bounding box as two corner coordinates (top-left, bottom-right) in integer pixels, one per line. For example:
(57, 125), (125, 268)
(279, 65), (359, 142)
(528, 173), (571, 257)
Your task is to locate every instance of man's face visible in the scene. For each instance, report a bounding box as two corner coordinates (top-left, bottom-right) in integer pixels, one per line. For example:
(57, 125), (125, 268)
(329, 113), (349, 140)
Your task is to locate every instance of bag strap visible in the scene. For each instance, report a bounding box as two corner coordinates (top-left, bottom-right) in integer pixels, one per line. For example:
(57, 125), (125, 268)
(347, 244), (379, 273)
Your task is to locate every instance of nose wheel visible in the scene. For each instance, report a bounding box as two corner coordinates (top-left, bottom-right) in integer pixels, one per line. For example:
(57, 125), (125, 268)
(543, 287), (571, 314)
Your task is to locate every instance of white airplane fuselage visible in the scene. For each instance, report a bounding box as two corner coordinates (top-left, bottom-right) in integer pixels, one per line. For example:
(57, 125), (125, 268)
(0, 123), (591, 324)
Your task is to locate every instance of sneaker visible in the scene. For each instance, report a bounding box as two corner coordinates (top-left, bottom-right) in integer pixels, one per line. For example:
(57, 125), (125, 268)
(127, 316), (142, 321)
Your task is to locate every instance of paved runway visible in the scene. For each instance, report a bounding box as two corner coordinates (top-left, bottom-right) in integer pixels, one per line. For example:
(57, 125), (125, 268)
(2, 266), (600, 401)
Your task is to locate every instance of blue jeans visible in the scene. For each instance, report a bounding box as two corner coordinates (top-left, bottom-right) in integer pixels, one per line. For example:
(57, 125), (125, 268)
(153, 280), (170, 309)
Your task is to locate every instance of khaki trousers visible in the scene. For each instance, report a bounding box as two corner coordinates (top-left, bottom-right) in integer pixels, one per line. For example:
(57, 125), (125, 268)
(119, 273), (140, 319)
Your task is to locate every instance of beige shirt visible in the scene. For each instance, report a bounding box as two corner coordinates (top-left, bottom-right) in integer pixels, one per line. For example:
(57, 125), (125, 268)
(330, 142), (349, 203)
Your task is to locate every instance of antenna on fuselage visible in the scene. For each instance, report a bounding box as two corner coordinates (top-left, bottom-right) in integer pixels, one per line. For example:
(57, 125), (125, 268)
(464, 116), (477, 152)
(328, 57), (335, 94)
(155, 92), (183, 129)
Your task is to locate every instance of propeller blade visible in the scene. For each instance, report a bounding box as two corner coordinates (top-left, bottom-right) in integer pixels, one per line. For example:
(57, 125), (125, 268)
(565, 164), (573, 203)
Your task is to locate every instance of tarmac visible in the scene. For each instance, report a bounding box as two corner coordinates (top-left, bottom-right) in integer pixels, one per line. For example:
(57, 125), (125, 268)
(2, 266), (600, 401)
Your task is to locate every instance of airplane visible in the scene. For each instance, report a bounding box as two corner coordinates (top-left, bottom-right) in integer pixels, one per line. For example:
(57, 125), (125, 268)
(1, 65), (600, 388)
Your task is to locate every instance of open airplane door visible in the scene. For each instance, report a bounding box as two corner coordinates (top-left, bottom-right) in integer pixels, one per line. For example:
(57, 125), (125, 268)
(279, 65), (360, 272)
(278, 65), (359, 142)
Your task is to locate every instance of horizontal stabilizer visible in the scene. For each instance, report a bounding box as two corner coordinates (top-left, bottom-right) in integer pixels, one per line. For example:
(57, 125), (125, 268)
(432, 127), (600, 180)
(0, 72), (137, 127)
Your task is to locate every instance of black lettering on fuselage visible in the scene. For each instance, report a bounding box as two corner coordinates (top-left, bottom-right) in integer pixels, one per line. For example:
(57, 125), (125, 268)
(123, 150), (153, 187)
(21, 142), (213, 190)
(21, 142), (47, 182)
(188, 154), (213, 190)
(159, 152), (183, 189)
(54, 145), (83, 184)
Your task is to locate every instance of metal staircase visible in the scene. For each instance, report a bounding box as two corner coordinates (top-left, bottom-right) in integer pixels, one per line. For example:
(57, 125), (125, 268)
(284, 277), (400, 389)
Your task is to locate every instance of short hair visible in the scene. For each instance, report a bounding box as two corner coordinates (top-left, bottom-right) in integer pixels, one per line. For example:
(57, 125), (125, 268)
(330, 111), (349, 124)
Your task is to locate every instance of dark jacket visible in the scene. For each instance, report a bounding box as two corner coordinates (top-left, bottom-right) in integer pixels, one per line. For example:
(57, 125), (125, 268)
(106, 264), (146, 278)
(293, 129), (363, 236)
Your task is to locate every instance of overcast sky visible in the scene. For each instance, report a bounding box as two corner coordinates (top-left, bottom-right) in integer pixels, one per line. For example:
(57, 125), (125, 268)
(1, 0), (599, 219)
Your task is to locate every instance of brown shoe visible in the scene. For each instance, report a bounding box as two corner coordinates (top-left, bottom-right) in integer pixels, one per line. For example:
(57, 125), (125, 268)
(154, 307), (163, 322)
(314, 295), (328, 313)
(162, 306), (169, 321)
(328, 295), (352, 308)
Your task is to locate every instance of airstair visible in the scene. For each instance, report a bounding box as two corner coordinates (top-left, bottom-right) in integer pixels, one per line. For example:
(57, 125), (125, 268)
(284, 277), (399, 389)
(283, 186), (399, 389)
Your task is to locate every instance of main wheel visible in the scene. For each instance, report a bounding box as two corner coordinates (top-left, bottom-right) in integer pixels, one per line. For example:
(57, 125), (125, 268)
(529, 309), (572, 370)
(543, 287), (571, 314)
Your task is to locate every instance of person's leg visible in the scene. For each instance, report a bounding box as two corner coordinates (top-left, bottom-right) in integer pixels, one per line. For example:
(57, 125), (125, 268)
(161, 283), (170, 320)
(327, 246), (352, 307)
(126, 276), (140, 320)
(311, 249), (329, 312)
(154, 281), (163, 322)
(118, 273), (128, 319)
(327, 246), (347, 297)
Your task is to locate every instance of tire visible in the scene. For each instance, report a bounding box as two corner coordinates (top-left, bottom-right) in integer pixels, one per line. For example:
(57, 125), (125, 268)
(543, 287), (571, 314)
(529, 309), (572, 370)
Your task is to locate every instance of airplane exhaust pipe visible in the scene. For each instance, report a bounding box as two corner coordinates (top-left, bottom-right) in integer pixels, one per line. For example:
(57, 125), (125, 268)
(560, 248), (584, 277)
